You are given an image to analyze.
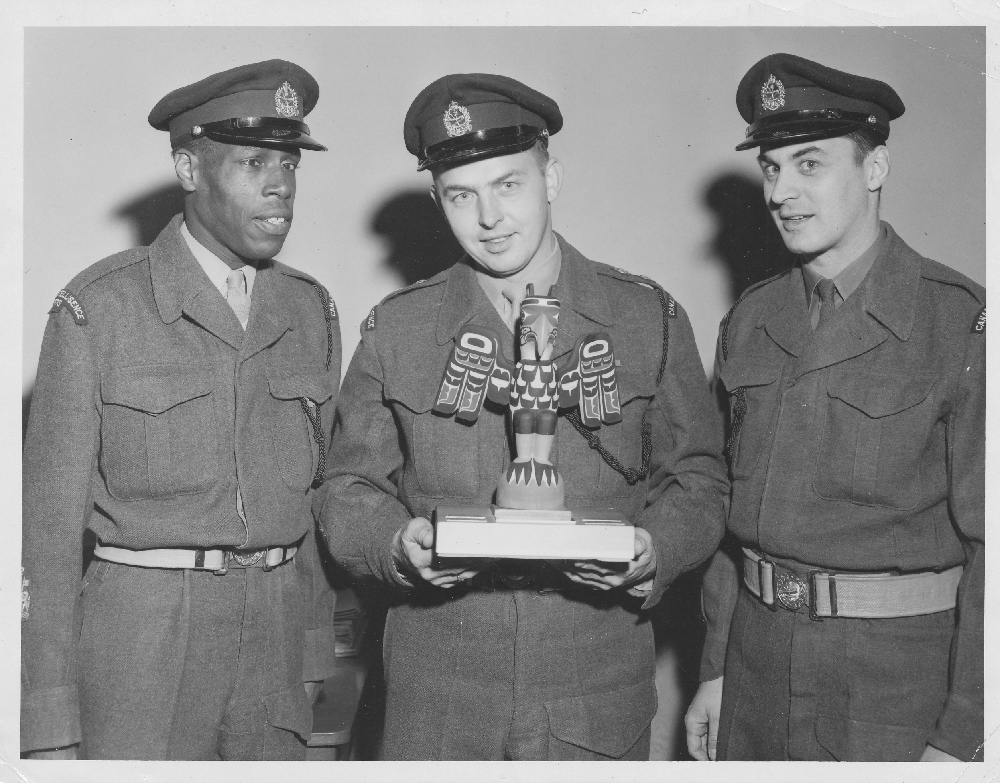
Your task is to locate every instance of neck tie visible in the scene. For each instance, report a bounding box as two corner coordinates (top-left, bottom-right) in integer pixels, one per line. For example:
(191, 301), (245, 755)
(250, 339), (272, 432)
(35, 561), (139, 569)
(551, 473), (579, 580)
(501, 281), (526, 332)
(816, 277), (837, 332)
(225, 268), (251, 329)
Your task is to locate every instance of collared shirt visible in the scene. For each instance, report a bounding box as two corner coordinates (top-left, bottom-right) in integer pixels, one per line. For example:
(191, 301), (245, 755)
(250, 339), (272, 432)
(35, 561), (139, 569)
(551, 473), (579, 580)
(180, 220), (257, 299)
(180, 220), (257, 523)
(475, 234), (562, 332)
(802, 223), (886, 329)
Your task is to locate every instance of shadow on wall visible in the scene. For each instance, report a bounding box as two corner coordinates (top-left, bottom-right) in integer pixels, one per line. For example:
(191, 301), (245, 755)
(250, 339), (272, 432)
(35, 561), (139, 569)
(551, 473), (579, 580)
(703, 172), (797, 303)
(116, 181), (187, 248)
(370, 190), (464, 288)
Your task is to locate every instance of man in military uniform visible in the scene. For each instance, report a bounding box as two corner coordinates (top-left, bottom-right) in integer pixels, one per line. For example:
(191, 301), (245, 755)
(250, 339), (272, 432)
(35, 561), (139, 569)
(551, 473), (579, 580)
(21, 60), (341, 760)
(318, 73), (728, 761)
(684, 53), (984, 762)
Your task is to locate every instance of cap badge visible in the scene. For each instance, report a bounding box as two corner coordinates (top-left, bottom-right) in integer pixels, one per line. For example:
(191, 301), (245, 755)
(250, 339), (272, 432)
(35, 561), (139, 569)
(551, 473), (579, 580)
(867, 115), (877, 124)
(443, 101), (473, 137)
(761, 74), (785, 112)
(275, 81), (300, 118)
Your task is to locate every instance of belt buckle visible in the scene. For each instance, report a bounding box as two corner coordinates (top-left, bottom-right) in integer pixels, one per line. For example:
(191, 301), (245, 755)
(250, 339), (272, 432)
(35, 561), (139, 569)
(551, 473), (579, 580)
(498, 571), (533, 590)
(775, 570), (809, 611)
(232, 548), (265, 568)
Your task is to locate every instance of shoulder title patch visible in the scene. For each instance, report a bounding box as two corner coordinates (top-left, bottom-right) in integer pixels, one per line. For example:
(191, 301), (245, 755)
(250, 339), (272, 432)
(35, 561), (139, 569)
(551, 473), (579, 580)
(49, 288), (88, 325)
(365, 306), (377, 331)
(327, 297), (338, 321)
(665, 294), (677, 318)
(972, 306), (986, 334)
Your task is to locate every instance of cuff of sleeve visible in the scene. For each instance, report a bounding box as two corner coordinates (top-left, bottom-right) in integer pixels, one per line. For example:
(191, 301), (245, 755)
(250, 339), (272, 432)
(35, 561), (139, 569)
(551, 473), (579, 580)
(21, 685), (81, 753)
(373, 497), (416, 588)
(302, 626), (339, 684)
(640, 535), (685, 611)
(928, 693), (984, 762)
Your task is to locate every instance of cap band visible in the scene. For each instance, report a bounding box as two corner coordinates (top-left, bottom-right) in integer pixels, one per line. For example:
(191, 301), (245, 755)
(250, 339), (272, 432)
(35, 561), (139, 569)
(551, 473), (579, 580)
(419, 101), (546, 150)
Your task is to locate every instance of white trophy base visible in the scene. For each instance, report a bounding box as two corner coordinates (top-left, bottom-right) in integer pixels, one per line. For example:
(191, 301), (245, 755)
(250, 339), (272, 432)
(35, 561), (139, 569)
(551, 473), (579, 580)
(433, 505), (634, 562)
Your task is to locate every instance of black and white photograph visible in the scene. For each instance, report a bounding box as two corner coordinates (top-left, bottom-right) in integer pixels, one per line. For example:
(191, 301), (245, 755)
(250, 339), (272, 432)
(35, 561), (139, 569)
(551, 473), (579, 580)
(3, 3), (995, 782)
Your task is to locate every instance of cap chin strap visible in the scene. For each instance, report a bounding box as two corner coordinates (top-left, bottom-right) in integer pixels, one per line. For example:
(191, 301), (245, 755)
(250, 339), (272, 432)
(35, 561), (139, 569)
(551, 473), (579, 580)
(737, 108), (887, 151)
(175, 116), (328, 151)
(419, 124), (546, 171)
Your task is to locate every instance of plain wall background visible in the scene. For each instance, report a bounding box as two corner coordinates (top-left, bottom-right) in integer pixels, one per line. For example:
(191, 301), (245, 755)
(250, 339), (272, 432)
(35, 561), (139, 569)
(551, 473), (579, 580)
(20, 24), (986, 763)
(23, 26), (985, 396)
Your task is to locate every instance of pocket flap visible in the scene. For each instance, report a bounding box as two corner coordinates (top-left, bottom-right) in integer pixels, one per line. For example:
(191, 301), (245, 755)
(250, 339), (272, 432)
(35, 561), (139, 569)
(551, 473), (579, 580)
(263, 686), (313, 739)
(544, 679), (656, 758)
(718, 356), (780, 393)
(267, 366), (334, 405)
(614, 367), (656, 405)
(827, 371), (936, 418)
(101, 364), (213, 414)
(815, 715), (928, 761)
(384, 372), (445, 413)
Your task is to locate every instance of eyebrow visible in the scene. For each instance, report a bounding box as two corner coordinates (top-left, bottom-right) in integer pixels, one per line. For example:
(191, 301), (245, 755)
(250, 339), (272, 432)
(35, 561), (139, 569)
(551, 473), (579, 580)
(757, 145), (826, 165)
(441, 168), (526, 195)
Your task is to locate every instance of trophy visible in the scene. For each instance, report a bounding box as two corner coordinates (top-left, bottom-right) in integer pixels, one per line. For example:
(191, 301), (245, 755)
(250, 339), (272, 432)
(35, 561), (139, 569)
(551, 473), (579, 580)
(431, 285), (635, 562)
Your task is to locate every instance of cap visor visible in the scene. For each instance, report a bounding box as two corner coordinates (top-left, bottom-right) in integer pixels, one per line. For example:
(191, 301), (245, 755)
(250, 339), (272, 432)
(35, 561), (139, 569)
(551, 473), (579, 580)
(203, 127), (327, 152)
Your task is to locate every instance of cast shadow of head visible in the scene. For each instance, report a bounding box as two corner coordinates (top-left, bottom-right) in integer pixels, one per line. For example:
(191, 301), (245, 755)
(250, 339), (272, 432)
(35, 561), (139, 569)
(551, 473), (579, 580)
(704, 172), (797, 304)
(22, 181), (186, 445)
(370, 190), (464, 288)
(115, 181), (188, 248)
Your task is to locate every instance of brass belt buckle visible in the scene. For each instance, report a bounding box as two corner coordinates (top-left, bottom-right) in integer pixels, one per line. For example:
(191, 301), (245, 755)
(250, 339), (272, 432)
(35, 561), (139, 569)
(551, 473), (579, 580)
(232, 549), (265, 568)
(775, 570), (809, 611)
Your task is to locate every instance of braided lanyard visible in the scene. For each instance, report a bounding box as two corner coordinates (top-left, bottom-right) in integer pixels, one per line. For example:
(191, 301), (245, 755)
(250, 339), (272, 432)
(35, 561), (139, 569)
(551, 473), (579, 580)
(564, 286), (671, 486)
(299, 281), (336, 488)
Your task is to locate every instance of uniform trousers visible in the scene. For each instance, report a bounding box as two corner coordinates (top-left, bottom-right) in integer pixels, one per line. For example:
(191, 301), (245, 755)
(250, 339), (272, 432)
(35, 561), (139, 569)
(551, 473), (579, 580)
(77, 558), (312, 760)
(718, 588), (954, 761)
(380, 586), (654, 761)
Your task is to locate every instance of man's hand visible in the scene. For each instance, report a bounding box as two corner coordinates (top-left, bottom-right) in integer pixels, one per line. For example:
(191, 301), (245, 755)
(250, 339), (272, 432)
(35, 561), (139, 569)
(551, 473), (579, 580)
(920, 745), (961, 762)
(685, 676), (724, 761)
(393, 517), (480, 588)
(23, 745), (79, 760)
(555, 527), (656, 591)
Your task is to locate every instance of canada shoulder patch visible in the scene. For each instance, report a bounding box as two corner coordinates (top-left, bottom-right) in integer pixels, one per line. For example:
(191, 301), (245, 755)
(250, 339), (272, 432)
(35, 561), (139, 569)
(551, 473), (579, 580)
(49, 288), (88, 325)
(364, 306), (377, 331)
(971, 306), (986, 334)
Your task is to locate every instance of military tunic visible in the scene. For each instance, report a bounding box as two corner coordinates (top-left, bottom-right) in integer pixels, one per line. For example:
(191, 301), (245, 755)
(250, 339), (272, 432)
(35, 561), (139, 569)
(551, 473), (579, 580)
(319, 235), (728, 760)
(702, 223), (984, 761)
(21, 215), (341, 757)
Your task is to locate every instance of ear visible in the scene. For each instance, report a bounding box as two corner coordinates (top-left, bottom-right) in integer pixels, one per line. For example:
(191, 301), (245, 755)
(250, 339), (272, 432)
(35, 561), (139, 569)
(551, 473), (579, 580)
(866, 146), (890, 192)
(173, 149), (198, 194)
(428, 184), (443, 213)
(544, 157), (564, 204)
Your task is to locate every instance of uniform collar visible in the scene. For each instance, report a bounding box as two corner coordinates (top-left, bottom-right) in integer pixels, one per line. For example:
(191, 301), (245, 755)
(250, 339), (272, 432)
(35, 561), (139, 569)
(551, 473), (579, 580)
(859, 222), (918, 341)
(149, 214), (291, 353)
(801, 222), (885, 307)
(180, 219), (257, 298)
(435, 232), (612, 346)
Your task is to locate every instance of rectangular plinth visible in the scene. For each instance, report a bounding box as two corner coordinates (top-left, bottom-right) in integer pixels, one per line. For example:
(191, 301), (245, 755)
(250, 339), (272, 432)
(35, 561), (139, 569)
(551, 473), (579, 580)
(434, 506), (634, 561)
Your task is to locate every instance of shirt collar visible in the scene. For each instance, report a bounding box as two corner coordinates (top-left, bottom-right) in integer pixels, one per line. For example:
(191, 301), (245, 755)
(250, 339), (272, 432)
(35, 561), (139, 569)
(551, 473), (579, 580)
(802, 222), (886, 305)
(474, 233), (562, 328)
(180, 220), (257, 298)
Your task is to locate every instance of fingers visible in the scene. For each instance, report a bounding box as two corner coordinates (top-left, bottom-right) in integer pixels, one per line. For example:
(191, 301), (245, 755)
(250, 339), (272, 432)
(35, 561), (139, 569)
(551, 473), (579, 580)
(684, 714), (709, 761)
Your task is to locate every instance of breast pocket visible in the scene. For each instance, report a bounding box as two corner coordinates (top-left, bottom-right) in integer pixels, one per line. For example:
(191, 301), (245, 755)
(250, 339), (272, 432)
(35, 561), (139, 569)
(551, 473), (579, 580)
(100, 364), (217, 500)
(717, 358), (780, 480)
(571, 368), (656, 497)
(814, 371), (938, 509)
(267, 366), (334, 492)
(384, 373), (482, 500)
